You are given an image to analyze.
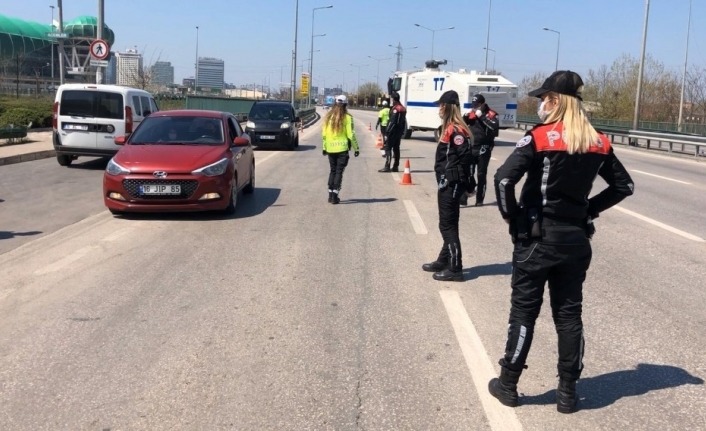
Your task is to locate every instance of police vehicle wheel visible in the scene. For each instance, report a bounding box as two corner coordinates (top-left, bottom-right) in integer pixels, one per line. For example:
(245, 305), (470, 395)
(403, 128), (412, 139)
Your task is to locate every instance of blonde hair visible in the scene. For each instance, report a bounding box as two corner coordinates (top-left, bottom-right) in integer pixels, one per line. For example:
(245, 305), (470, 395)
(543, 91), (599, 154)
(441, 103), (473, 140)
(324, 103), (347, 135)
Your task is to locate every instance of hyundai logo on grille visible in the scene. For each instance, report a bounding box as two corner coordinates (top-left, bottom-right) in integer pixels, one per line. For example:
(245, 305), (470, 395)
(153, 171), (168, 178)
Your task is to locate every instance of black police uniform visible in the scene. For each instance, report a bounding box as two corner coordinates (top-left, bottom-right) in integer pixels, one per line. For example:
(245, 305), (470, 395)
(488, 70), (635, 413)
(422, 90), (472, 282)
(462, 94), (500, 206)
(380, 95), (406, 172)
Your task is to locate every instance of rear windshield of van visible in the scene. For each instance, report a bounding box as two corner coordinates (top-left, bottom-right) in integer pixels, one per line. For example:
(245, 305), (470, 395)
(60, 90), (124, 120)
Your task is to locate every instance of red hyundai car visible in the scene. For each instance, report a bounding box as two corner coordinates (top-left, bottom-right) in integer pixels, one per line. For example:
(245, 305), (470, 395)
(103, 110), (255, 215)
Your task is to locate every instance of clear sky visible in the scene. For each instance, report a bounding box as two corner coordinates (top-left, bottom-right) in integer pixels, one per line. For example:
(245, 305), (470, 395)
(4, 0), (705, 91)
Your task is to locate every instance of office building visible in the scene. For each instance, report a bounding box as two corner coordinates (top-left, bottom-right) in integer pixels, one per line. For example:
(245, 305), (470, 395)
(116, 49), (143, 87)
(150, 61), (174, 88)
(196, 57), (225, 90)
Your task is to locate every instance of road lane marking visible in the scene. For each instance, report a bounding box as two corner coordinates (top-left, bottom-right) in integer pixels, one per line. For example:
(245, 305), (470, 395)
(491, 157), (497, 161)
(101, 227), (133, 242)
(613, 205), (705, 242)
(631, 170), (691, 185)
(403, 200), (428, 234)
(440, 291), (524, 431)
(34, 245), (97, 275)
(391, 172), (401, 182)
(255, 152), (280, 166)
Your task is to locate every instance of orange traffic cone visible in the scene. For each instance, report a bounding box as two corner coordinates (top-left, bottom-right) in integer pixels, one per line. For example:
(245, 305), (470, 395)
(400, 159), (414, 185)
(376, 133), (383, 149)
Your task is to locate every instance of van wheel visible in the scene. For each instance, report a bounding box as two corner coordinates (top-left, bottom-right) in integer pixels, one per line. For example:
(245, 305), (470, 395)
(403, 128), (413, 139)
(57, 154), (73, 166)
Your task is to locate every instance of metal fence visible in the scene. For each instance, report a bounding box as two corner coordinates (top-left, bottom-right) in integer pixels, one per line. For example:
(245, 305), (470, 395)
(516, 115), (706, 136)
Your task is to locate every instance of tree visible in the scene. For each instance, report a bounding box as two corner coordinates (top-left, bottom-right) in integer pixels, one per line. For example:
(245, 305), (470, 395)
(516, 72), (545, 116)
(354, 82), (382, 106)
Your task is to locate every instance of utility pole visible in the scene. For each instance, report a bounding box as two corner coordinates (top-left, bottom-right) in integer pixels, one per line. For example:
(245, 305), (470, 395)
(389, 43), (417, 72)
(50, 6), (55, 84)
(195, 26), (199, 91)
(484, 0), (492, 73)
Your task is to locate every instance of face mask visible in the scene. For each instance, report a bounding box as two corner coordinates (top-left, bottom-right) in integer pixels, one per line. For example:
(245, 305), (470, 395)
(537, 100), (552, 121)
(438, 106), (445, 119)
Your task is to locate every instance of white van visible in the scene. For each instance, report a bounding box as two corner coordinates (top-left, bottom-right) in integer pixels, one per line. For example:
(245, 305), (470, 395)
(52, 84), (159, 166)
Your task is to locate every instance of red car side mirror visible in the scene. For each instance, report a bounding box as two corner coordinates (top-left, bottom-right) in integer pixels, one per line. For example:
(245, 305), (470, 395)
(232, 136), (249, 146)
(114, 135), (127, 145)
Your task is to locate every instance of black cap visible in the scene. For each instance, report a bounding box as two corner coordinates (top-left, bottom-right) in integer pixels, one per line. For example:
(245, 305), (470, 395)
(528, 70), (584, 101)
(434, 90), (460, 106)
(471, 94), (485, 104)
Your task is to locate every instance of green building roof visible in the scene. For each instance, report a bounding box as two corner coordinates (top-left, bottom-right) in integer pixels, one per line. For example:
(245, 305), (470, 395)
(0, 14), (115, 58)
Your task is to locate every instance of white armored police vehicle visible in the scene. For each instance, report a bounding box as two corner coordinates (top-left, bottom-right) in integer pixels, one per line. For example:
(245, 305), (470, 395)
(388, 60), (518, 140)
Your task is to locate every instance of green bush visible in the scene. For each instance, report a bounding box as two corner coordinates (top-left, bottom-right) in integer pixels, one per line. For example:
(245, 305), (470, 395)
(0, 97), (53, 128)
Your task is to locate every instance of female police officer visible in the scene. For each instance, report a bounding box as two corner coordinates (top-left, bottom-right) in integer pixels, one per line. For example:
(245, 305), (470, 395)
(422, 90), (472, 282)
(488, 71), (634, 413)
(322, 95), (359, 204)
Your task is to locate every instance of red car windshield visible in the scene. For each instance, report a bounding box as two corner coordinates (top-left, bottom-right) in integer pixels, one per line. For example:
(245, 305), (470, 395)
(129, 116), (225, 145)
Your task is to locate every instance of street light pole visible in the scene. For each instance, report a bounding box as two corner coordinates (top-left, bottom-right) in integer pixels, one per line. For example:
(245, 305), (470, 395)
(483, 47), (496, 72)
(291, 0), (299, 106)
(96, 0), (104, 84)
(414, 24), (454, 59)
(195, 26), (199, 90)
(542, 27), (560, 71)
(350, 63), (368, 96)
(678, 0), (692, 132)
(633, 0), (650, 132)
(309, 5), (333, 107)
(484, 0), (492, 73)
(50, 5), (55, 83)
(368, 56), (392, 90)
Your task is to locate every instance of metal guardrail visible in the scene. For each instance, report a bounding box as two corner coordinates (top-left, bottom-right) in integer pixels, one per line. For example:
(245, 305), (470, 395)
(516, 115), (706, 136)
(516, 120), (706, 158)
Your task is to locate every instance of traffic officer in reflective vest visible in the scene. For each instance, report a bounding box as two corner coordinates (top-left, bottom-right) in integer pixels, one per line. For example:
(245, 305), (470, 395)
(462, 94), (500, 206)
(322, 95), (359, 204)
(488, 70), (634, 413)
(375, 100), (390, 148)
(379, 92), (406, 172)
(422, 90), (472, 282)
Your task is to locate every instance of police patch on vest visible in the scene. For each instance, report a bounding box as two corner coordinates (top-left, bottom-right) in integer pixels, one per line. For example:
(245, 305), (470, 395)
(517, 136), (532, 147)
(453, 135), (465, 146)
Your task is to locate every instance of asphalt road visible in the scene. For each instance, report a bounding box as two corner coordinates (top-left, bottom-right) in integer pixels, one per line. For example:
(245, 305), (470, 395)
(0, 108), (704, 430)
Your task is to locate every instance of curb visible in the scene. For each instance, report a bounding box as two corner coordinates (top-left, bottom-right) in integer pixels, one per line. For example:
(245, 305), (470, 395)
(0, 149), (56, 167)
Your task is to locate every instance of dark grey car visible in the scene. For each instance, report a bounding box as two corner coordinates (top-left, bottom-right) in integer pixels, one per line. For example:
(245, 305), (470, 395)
(244, 101), (300, 150)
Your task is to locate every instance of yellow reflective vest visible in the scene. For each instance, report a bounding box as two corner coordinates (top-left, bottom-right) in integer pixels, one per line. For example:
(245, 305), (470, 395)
(378, 107), (390, 126)
(322, 113), (359, 154)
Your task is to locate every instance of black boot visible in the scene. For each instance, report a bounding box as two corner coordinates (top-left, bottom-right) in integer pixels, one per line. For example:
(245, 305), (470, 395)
(488, 367), (523, 407)
(422, 261), (446, 272)
(331, 192), (340, 204)
(459, 192), (468, 206)
(378, 165), (391, 173)
(391, 164), (399, 172)
(556, 377), (578, 414)
(328, 191), (334, 203)
(432, 269), (464, 282)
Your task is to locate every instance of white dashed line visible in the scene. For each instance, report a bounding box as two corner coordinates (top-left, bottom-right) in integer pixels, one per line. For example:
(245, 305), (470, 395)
(403, 200), (428, 234)
(440, 290), (524, 431)
(613, 205), (705, 242)
(630, 170), (691, 185)
(255, 152), (280, 166)
(34, 245), (97, 275)
(391, 172), (401, 182)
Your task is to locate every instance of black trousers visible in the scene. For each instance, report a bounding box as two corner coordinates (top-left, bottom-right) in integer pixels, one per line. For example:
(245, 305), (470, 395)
(468, 145), (492, 202)
(328, 152), (349, 192)
(501, 225), (592, 380)
(436, 181), (465, 271)
(384, 134), (402, 169)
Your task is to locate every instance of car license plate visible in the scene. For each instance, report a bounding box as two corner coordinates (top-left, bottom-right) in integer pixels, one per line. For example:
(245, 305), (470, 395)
(260, 135), (276, 140)
(139, 184), (181, 195)
(63, 124), (88, 131)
